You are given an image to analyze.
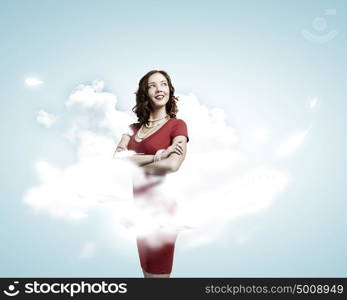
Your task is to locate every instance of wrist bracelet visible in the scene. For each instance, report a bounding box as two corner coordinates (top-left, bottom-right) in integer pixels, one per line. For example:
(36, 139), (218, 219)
(153, 149), (165, 162)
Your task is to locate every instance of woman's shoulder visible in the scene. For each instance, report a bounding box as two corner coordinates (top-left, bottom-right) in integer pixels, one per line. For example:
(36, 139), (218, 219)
(169, 117), (189, 141)
(170, 117), (188, 128)
(170, 118), (188, 132)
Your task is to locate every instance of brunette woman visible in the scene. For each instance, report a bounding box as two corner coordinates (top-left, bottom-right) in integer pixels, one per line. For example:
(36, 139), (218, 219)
(115, 70), (189, 278)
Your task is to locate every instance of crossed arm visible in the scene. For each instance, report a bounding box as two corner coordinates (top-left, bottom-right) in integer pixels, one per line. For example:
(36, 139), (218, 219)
(115, 134), (188, 175)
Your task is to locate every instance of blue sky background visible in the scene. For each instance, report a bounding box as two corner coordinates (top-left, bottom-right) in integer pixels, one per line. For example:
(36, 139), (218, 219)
(0, 0), (346, 277)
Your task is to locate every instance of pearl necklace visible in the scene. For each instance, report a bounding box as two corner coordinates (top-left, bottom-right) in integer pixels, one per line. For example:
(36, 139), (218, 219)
(145, 114), (170, 128)
(136, 116), (170, 141)
(148, 114), (169, 122)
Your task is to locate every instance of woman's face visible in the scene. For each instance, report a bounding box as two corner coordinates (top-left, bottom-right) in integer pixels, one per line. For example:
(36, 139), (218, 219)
(147, 72), (170, 110)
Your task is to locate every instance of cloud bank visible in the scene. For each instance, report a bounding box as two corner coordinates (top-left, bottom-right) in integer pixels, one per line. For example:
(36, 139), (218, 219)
(36, 110), (59, 128)
(23, 80), (298, 250)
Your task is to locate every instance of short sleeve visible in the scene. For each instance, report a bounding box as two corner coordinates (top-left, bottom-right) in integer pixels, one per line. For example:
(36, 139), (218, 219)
(171, 119), (189, 142)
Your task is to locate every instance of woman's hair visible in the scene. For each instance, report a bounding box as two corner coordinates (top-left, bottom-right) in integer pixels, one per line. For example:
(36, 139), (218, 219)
(132, 70), (179, 126)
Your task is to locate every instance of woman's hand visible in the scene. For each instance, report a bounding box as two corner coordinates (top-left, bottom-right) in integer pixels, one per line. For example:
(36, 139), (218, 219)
(162, 141), (184, 158)
(115, 145), (127, 152)
(114, 134), (130, 153)
(113, 136), (129, 158)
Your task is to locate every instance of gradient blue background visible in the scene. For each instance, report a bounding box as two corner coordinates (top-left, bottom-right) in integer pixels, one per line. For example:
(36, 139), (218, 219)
(0, 0), (346, 277)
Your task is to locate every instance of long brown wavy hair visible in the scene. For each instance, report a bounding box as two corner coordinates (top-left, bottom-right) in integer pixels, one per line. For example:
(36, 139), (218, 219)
(132, 70), (179, 126)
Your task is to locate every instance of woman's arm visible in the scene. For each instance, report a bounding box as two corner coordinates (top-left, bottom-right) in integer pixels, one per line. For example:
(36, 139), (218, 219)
(142, 136), (187, 175)
(126, 142), (184, 168)
(114, 134), (154, 167)
(127, 154), (155, 166)
(114, 134), (187, 173)
(115, 134), (131, 152)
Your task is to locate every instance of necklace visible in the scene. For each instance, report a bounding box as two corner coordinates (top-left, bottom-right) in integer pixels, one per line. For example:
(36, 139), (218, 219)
(136, 116), (170, 141)
(145, 114), (169, 128)
(148, 114), (169, 122)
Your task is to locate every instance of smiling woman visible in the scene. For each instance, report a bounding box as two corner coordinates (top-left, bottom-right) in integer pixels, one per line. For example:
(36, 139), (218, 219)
(115, 70), (189, 278)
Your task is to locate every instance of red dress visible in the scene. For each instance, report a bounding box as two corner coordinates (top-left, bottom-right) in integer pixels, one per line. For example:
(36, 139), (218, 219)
(127, 118), (189, 274)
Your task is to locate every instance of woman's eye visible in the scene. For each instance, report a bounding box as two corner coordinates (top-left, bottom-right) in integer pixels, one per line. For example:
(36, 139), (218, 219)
(162, 83), (167, 86)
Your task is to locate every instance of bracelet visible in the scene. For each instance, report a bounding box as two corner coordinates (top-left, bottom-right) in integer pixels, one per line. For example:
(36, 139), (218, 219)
(153, 149), (166, 162)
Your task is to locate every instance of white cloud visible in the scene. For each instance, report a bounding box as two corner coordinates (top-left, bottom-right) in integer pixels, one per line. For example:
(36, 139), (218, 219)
(254, 127), (269, 142)
(275, 130), (308, 157)
(23, 81), (290, 250)
(36, 110), (59, 128)
(23, 156), (136, 220)
(25, 77), (44, 86)
(65, 79), (135, 139)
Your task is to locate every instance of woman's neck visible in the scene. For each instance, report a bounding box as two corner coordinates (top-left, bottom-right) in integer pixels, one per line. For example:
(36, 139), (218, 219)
(149, 107), (168, 121)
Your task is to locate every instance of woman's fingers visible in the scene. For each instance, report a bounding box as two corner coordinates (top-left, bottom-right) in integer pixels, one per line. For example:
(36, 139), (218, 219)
(176, 145), (183, 152)
(167, 142), (184, 155)
(174, 145), (183, 155)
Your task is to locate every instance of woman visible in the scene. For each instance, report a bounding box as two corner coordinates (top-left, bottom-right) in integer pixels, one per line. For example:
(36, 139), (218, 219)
(115, 70), (189, 278)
